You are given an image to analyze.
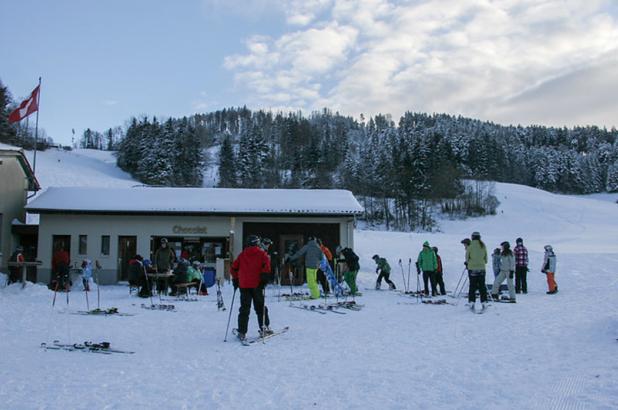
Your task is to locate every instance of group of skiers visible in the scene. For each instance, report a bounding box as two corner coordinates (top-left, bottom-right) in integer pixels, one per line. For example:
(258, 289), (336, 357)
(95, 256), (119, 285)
(461, 233), (558, 311)
(231, 235), (360, 341)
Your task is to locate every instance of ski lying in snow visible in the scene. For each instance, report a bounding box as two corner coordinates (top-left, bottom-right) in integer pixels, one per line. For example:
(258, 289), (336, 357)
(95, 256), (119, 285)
(289, 304), (327, 314)
(72, 307), (134, 316)
(327, 301), (364, 310)
(140, 303), (176, 311)
(41, 341), (135, 354)
(283, 295), (314, 301)
(161, 297), (199, 302)
(243, 327), (290, 345)
(421, 299), (454, 305)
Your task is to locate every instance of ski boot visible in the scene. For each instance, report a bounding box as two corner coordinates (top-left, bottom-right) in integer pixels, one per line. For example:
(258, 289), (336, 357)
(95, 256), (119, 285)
(481, 302), (487, 312)
(389, 283), (396, 290)
(375, 281), (381, 290)
(259, 326), (274, 337)
(236, 332), (246, 342)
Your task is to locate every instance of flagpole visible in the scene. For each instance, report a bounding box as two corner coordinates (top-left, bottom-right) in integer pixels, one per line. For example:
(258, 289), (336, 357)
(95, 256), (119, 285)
(33, 76), (41, 177)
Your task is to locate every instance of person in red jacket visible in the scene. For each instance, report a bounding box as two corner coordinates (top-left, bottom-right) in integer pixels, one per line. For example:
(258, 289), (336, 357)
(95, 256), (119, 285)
(231, 235), (272, 341)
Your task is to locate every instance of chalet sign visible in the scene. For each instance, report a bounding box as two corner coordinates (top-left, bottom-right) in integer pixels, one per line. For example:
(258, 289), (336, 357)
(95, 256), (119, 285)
(172, 225), (208, 234)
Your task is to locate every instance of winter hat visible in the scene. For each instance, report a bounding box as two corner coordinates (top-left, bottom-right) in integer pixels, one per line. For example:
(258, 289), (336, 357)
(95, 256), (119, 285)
(516, 237), (523, 244)
(501, 241), (510, 249)
(160, 238), (168, 244)
(423, 241), (430, 247)
(372, 254), (379, 260)
(461, 238), (471, 246)
(471, 232), (481, 240)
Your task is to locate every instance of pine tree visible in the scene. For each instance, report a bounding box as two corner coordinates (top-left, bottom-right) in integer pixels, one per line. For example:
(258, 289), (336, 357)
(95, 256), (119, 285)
(217, 134), (237, 187)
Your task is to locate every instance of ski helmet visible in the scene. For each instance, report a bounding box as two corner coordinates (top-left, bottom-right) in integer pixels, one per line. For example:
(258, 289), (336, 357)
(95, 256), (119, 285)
(246, 235), (260, 247)
(423, 241), (430, 247)
(471, 232), (481, 240)
(516, 237), (523, 244)
(160, 238), (168, 244)
(461, 238), (471, 246)
(544, 244), (553, 252)
(372, 254), (379, 260)
(262, 238), (272, 246)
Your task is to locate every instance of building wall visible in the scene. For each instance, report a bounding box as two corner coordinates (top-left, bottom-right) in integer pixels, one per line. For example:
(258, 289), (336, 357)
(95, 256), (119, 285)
(37, 213), (355, 284)
(0, 155), (28, 270)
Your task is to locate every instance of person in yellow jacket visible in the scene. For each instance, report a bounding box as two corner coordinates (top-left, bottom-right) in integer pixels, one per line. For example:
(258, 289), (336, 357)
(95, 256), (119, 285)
(465, 232), (488, 311)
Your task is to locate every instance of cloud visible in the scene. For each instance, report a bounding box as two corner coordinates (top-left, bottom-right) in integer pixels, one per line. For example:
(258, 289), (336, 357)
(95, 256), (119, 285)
(223, 0), (618, 127)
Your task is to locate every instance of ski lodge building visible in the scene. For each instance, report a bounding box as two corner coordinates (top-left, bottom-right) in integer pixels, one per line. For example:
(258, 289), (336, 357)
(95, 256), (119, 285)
(26, 187), (363, 284)
(0, 145), (40, 273)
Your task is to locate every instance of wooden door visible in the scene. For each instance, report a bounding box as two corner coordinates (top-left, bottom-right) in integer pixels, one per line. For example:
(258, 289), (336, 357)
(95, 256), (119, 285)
(118, 236), (136, 281)
(279, 234), (305, 285)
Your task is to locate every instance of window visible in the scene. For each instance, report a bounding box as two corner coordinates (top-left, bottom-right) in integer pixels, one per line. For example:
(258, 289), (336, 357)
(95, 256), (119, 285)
(101, 235), (110, 256)
(79, 235), (87, 255)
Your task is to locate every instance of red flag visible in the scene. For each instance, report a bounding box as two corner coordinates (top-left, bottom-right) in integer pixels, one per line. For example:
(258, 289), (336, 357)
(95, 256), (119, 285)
(8, 85), (40, 123)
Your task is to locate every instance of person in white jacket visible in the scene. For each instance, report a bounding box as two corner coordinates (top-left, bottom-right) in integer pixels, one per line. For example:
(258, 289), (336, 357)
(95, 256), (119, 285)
(491, 241), (516, 302)
(542, 245), (558, 294)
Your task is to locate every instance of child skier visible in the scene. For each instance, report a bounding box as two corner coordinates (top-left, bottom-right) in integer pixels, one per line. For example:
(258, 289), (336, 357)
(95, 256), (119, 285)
(372, 254), (396, 290)
(492, 248), (501, 278)
(541, 245), (558, 294)
(432, 247), (446, 295)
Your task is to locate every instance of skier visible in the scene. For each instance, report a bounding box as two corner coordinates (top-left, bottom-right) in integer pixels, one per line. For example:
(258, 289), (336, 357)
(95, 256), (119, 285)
(432, 247), (446, 295)
(8, 245), (25, 285)
(316, 238), (332, 295)
(231, 235), (273, 341)
(51, 245), (71, 291)
(541, 245), (558, 294)
(80, 259), (93, 291)
(127, 255), (149, 297)
(372, 254), (396, 290)
(513, 237), (529, 294)
(490, 242), (516, 302)
(416, 241), (438, 296)
(188, 261), (208, 295)
(154, 238), (176, 293)
(465, 232), (488, 310)
(492, 248), (501, 278)
(287, 236), (324, 299)
(336, 246), (360, 296)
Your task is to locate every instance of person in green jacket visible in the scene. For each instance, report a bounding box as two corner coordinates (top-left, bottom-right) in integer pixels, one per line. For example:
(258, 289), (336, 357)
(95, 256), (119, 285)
(372, 255), (396, 290)
(416, 241), (438, 296)
(465, 231), (489, 310)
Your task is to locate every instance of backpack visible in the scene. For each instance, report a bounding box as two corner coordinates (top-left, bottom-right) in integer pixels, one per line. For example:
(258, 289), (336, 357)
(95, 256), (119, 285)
(343, 248), (360, 271)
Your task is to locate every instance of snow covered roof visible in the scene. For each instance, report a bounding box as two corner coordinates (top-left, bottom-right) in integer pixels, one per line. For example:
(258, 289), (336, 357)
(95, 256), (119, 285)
(26, 187), (364, 216)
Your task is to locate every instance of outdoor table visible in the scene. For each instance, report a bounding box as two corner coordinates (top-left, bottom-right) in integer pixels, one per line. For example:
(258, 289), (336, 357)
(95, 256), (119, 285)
(147, 272), (174, 295)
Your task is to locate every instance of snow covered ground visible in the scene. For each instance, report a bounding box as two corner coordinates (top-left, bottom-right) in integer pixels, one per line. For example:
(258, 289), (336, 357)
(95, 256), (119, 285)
(1, 147), (617, 409)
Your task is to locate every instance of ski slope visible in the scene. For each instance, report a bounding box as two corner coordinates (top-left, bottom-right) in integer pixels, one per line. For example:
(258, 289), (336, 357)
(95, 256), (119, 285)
(1, 148), (617, 409)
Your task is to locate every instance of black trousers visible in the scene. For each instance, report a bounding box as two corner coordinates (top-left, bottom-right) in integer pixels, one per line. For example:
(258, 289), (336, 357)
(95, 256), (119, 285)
(434, 272), (446, 295)
(317, 269), (330, 293)
(238, 287), (270, 334)
(515, 266), (528, 293)
(377, 271), (395, 288)
(422, 271), (437, 295)
(468, 272), (488, 303)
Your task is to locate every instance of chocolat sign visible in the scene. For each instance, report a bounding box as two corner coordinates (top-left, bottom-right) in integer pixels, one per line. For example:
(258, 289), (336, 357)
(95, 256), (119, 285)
(172, 225), (208, 234)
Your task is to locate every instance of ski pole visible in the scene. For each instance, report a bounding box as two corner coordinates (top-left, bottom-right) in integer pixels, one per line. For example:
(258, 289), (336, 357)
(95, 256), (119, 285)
(398, 259), (405, 292)
(95, 260), (101, 310)
(52, 274), (60, 308)
(224, 287), (237, 342)
(453, 267), (467, 298)
(262, 286), (267, 344)
(84, 284), (90, 311)
(407, 258), (412, 294)
(416, 267), (421, 304)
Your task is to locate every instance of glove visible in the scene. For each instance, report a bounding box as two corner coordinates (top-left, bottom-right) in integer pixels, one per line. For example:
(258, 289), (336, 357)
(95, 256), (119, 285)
(464, 262), (468, 267)
(259, 272), (269, 287)
(232, 278), (239, 290)
(509, 271), (514, 279)
(375, 268), (379, 274)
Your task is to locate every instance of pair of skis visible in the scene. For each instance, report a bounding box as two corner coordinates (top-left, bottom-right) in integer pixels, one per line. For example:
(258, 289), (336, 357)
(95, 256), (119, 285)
(72, 307), (134, 316)
(41, 340), (134, 355)
(289, 304), (346, 315)
(233, 327), (290, 346)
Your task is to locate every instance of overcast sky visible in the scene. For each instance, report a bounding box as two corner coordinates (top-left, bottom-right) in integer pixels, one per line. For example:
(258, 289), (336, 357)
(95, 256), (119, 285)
(2, 0), (617, 145)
